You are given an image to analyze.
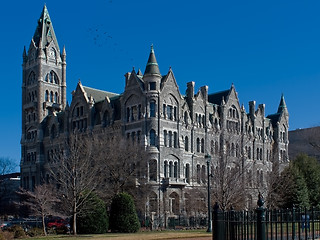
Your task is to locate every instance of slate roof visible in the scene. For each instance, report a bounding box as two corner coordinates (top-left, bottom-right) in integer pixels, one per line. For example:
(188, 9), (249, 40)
(82, 86), (120, 103)
(266, 113), (281, 127)
(208, 90), (230, 105)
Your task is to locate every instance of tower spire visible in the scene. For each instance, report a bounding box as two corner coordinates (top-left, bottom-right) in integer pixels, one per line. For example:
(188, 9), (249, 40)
(32, 4), (60, 52)
(277, 94), (288, 114)
(144, 44), (161, 76)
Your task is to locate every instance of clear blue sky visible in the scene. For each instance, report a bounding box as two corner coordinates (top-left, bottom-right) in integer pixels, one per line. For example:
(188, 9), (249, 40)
(1, 0), (320, 169)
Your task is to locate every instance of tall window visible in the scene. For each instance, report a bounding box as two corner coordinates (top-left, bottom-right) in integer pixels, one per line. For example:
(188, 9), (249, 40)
(201, 138), (204, 153)
(164, 130), (167, 147)
(126, 108), (130, 122)
(45, 90), (49, 101)
(167, 105), (173, 120)
(164, 161), (168, 178)
(50, 91), (53, 102)
(185, 164), (190, 183)
(197, 138), (200, 152)
(169, 162), (173, 178)
(149, 159), (157, 181)
(150, 129), (156, 146)
(174, 132), (178, 148)
(150, 101), (156, 117)
(196, 164), (201, 184)
(163, 104), (166, 118)
(169, 131), (173, 147)
(174, 162), (178, 178)
(185, 136), (189, 151)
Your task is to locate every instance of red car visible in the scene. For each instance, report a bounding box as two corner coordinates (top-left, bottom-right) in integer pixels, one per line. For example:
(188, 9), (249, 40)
(47, 219), (70, 230)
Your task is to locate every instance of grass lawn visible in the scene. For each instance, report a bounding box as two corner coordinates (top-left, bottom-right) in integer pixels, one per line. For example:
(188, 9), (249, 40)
(21, 230), (212, 240)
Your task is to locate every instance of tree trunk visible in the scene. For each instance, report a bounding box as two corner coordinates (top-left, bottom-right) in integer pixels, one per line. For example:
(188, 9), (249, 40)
(42, 213), (47, 236)
(73, 206), (77, 235)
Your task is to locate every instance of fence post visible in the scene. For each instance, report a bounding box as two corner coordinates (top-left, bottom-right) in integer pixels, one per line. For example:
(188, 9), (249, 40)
(256, 193), (266, 240)
(213, 202), (225, 240)
(292, 207), (295, 240)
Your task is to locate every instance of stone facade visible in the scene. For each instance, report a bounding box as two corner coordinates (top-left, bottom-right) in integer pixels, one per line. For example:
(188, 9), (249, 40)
(21, 6), (289, 223)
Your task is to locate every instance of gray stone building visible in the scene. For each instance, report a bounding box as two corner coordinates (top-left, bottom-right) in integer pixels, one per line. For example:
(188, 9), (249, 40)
(21, 6), (289, 223)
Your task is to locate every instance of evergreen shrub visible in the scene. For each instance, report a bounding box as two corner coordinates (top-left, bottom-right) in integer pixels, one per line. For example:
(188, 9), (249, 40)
(109, 192), (140, 233)
(77, 192), (109, 234)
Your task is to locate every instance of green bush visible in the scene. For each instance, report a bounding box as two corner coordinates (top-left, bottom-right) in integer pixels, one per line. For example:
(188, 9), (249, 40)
(77, 192), (109, 234)
(109, 192), (140, 233)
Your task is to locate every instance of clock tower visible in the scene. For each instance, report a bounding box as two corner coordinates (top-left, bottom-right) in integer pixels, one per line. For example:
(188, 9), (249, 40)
(21, 5), (66, 189)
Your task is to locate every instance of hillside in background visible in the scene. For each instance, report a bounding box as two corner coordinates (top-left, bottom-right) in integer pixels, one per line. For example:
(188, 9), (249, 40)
(289, 126), (320, 161)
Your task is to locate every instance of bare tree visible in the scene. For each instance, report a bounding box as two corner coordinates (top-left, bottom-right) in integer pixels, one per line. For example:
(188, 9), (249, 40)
(185, 187), (207, 224)
(0, 157), (18, 215)
(48, 133), (101, 235)
(0, 157), (16, 175)
(18, 184), (59, 235)
(210, 137), (249, 210)
(94, 135), (149, 203)
(48, 133), (148, 235)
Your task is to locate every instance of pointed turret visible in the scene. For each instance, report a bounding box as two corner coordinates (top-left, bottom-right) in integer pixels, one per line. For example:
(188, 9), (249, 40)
(277, 94), (288, 114)
(32, 4), (60, 52)
(23, 46), (27, 63)
(144, 45), (161, 76)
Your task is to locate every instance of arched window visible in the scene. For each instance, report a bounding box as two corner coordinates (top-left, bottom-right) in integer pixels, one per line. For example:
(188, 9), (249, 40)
(184, 136), (189, 151)
(169, 161), (173, 178)
(45, 90), (49, 102)
(197, 138), (200, 152)
(149, 159), (157, 181)
(231, 143), (235, 157)
(201, 138), (204, 153)
(46, 71), (59, 84)
(150, 129), (156, 146)
(164, 130), (167, 147)
(196, 164), (201, 184)
(174, 132), (178, 148)
(169, 131), (173, 147)
(54, 92), (58, 103)
(28, 71), (36, 85)
(174, 162), (178, 178)
(164, 161), (168, 178)
(185, 164), (190, 183)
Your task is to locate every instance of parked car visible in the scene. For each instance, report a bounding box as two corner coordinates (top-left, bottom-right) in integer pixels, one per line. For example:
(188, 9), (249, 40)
(0, 222), (12, 230)
(47, 218), (70, 231)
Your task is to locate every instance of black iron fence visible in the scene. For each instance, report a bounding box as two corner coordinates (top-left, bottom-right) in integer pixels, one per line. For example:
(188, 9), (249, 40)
(213, 199), (320, 240)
